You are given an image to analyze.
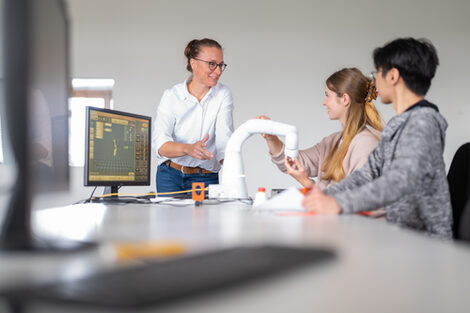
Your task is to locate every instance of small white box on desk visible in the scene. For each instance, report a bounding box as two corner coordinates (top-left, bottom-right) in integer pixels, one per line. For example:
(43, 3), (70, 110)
(254, 187), (304, 211)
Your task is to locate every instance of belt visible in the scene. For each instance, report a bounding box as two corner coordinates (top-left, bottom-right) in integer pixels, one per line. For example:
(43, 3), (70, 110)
(165, 161), (215, 174)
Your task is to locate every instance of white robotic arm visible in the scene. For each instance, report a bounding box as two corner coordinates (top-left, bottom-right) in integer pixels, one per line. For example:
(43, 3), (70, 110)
(209, 119), (298, 199)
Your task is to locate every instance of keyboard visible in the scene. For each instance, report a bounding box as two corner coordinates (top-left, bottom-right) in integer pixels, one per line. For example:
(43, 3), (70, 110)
(2, 245), (335, 309)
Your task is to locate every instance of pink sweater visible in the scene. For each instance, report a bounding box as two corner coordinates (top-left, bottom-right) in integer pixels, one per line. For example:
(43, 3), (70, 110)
(271, 126), (382, 190)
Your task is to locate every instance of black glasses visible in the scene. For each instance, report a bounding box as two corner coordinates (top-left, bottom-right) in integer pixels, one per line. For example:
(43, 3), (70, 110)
(193, 58), (227, 72)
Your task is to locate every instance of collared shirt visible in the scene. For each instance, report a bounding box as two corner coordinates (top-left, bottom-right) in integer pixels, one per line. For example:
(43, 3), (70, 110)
(153, 77), (234, 172)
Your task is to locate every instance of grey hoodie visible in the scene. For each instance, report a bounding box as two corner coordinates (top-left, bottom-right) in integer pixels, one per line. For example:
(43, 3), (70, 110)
(325, 100), (453, 239)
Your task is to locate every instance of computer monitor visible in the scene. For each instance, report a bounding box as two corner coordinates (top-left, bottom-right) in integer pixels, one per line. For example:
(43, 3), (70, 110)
(0, 0), (72, 250)
(84, 107), (151, 197)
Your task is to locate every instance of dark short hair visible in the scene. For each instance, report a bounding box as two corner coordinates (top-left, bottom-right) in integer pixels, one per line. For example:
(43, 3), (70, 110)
(373, 38), (439, 95)
(184, 38), (222, 72)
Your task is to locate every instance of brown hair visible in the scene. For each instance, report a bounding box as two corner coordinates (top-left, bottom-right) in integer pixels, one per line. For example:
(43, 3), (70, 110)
(321, 68), (384, 182)
(184, 38), (223, 72)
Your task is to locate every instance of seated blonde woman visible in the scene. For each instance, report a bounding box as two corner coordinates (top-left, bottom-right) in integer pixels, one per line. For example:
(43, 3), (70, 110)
(258, 68), (383, 190)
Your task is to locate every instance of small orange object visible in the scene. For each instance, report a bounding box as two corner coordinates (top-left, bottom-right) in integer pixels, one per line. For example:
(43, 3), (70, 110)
(357, 211), (375, 216)
(115, 241), (186, 262)
(300, 187), (311, 194)
(192, 182), (205, 201)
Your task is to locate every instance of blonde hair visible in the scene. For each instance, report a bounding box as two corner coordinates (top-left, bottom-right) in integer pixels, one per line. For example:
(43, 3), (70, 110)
(321, 68), (383, 182)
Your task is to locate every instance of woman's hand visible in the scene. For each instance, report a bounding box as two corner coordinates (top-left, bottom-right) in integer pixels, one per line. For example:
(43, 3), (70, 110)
(302, 184), (342, 215)
(185, 134), (213, 160)
(255, 115), (283, 154)
(284, 157), (311, 187)
(254, 115), (278, 141)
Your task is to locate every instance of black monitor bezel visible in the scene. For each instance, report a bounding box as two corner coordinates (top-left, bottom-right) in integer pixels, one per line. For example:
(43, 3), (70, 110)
(84, 106), (152, 188)
(1, 0), (86, 251)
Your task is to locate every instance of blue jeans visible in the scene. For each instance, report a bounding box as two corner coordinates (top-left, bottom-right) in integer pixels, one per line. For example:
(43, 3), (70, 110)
(156, 162), (219, 197)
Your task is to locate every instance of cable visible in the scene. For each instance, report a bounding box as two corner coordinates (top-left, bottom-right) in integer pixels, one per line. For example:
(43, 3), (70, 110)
(73, 186), (98, 204)
(98, 188), (207, 198)
(89, 197), (152, 205)
(76, 188), (252, 205)
(87, 187), (208, 203)
(88, 186), (98, 202)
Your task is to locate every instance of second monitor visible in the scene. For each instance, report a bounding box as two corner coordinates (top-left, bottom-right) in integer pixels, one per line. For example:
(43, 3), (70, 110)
(84, 107), (151, 196)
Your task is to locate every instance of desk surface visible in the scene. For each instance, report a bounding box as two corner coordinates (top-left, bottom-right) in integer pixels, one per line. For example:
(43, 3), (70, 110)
(1, 202), (470, 313)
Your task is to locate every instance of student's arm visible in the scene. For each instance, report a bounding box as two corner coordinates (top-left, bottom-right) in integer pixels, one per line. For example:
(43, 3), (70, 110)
(284, 157), (311, 187)
(271, 144), (322, 177)
(215, 90), (234, 163)
(329, 115), (440, 214)
(264, 136), (284, 155)
(271, 132), (342, 179)
(255, 115), (284, 155)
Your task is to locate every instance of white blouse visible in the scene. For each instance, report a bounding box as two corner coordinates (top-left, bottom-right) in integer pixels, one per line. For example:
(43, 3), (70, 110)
(153, 77), (234, 172)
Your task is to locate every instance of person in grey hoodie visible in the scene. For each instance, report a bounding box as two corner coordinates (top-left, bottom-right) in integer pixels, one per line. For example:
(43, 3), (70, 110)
(302, 38), (453, 239)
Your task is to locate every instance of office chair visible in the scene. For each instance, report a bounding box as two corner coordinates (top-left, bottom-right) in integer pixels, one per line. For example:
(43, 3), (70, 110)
(447, 142), (470, 239)
(459, 200), (470, 242)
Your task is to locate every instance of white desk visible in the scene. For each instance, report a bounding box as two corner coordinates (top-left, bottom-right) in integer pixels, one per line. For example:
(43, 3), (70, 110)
(1, 202), (470, 313)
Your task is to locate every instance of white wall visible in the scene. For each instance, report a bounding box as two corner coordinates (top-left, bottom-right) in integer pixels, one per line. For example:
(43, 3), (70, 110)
(36, 0), (470, 207)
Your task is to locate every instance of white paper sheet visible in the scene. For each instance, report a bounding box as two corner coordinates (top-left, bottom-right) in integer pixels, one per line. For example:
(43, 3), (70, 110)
(253, 187), (305, 211)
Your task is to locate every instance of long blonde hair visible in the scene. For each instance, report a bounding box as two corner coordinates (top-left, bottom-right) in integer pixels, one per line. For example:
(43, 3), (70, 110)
(321, 68), (383, 182)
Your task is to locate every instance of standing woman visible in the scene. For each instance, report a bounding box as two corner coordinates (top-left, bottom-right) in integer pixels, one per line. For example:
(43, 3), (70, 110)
(153, 38), (234, 195)
(258, 68), (383, 189)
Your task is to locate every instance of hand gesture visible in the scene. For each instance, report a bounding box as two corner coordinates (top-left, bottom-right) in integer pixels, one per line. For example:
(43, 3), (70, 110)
(302, 184), (342, 215)
(186, 134), (213, 160)
(254, 115), (278, 141)
(284, 157), (310, 187)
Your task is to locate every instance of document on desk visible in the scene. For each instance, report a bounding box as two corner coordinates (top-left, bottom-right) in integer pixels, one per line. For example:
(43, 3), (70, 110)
(254, 187), (305, 211)
(150, 197), (195, 206)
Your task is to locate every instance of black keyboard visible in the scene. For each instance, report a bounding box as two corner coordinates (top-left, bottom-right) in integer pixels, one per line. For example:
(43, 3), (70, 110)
(2, 245), (335, 309)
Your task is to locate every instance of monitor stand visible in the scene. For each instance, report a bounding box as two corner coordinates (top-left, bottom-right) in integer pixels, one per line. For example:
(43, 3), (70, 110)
(97, 186), (150, 203)
(103, 186), (119, 198)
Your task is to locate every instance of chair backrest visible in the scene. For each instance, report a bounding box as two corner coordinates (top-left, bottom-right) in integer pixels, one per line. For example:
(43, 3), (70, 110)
(447, 142), (470, 239)
(460, 200), (470, 242)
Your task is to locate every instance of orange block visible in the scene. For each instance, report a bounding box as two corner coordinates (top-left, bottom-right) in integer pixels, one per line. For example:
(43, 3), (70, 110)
(115, 241), (186, 262)
(192, 182), (205, 201)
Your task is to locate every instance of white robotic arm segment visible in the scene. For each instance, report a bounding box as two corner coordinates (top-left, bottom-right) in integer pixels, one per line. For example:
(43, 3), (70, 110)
(225, 119), (298, 158)
(213, 119), (299, 199)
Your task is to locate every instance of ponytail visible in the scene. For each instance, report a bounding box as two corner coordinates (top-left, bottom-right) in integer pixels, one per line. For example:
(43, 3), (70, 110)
(321, 69), (383, 182)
